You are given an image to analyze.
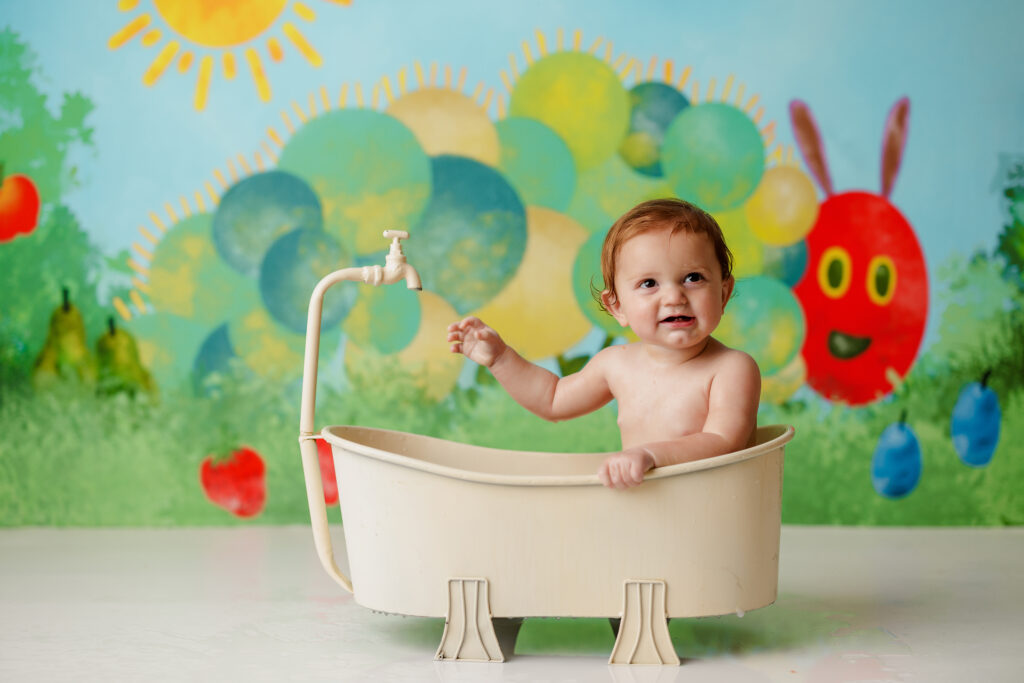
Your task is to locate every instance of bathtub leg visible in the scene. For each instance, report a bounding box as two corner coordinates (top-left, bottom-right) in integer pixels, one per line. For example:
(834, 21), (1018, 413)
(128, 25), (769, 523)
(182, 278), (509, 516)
(435, 578), (506, 663)
(609, 579), (679, 666)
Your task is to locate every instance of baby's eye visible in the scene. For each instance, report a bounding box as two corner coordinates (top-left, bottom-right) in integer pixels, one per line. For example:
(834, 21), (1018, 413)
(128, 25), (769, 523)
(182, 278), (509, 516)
(638, 278), (657, 289)
(683, 272), (705, 284)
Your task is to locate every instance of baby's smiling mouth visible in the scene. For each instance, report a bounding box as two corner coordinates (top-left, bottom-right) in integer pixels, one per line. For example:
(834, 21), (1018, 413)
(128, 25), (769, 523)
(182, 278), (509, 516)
(660, 315), (694, 324)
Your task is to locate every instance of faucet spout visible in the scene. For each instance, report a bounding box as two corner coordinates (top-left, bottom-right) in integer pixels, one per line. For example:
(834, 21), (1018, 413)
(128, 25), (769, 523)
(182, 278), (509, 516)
(404, 264), (422, 291)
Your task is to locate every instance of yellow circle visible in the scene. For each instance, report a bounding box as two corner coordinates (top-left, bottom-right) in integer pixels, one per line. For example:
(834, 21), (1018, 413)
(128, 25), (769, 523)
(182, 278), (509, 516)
(744, 166), (819, 247)
(712, 207), (763, 278)
(866, 255), (897, 306)
(817, 246), (851, 299)
(153, 0), (287, 47)
(387, 88), (500, 167)
(760, 353), (807, 405)
(472, 207), (592, 360)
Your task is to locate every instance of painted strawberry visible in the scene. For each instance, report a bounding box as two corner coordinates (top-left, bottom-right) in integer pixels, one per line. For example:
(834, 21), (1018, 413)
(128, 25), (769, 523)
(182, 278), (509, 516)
(199, 447), (267, 518)
(0, 164), (41, 242)
(316, 438), (339, 505)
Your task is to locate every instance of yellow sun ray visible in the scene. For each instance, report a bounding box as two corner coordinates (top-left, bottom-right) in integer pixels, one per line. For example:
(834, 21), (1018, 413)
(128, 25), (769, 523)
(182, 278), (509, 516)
(293, 1), (316, 21)
(131, 277), (150, 294)
(128, 258), (149, 277)
(261, 141), (278, 163)
(521, 41), (534, 66)
(307, 92), (318, 117)
(706, 77), (717, 101)
(194, 55), (213, 110)
(397, 67), (408, 94)
(113, 297), (133, 322)
(500, 70), (512, 93)
(204, 181), (220, 206)
(414, 61), (425, 88)
(557, 27), (564, 51)
(338, 83), (349, 107)
(108, 14), (149, 49)
(194, 190), (207, 213)
(254, 151), (265, 172)
(129, 290), (148, 314)
(118, 0), (139, 11)
(690, 78), (700, 104)
(268, 37), (284, 62)
(762, 121), (777, 147)
(132, 242), (153, 262)
(226, 159), (239, 182)
(148, 211), (167, 233)
(734, 83), (746, 106)
(444, 65), (452, 88)
(319, 85), (330, 110)
(721, 74), (735, 102)
(290, 100), (308, 123)
(663, 59), (674, 83)
(213, 169), (229, 189)
(588, 36), (603, 54)
(496, 94), (506, 119)
(246, 48), (271, 101)
(457, 66), (467, 91)
(429, 62), (438, 86)
(573, 29), (581, 50)
(535, 28), (547, 56)
(753, 106), (765, 124)
(472, 81), (483, 100)
(142, 41), (179, 86)
(163, 202), (179, 224)
(744, 94), (760, 113)
(236, 154), (253, 175)
(138, 225), (158, 245)
(354, 82), (365, 107)
(141, 29), (162, 47)
(677, 65), (692, 91)
(223, 52), (237, 80)
(283, 22), (322, 67)
(177, 51), (194, 73)
(646, 56), (657, 80)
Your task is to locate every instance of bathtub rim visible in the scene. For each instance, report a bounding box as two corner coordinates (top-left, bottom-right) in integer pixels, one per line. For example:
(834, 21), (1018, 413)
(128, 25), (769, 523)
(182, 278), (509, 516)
(321, 423), (794, 488)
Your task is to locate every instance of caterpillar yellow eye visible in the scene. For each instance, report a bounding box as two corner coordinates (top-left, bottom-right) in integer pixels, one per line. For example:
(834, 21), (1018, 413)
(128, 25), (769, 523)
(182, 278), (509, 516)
(817, 246), (852, 299)
(867, 255), (897, 305)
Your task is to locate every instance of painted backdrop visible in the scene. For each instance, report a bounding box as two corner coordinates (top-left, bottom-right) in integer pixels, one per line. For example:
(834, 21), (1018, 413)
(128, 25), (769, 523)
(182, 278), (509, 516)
(1, 0), (1022, 525)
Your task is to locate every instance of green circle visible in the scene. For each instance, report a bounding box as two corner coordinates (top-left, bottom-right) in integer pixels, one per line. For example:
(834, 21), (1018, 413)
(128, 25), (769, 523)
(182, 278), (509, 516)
(277, 109), (432, 255)
(147, 213), (256, 326)
(509, 52), (630, 171)
(566, 155), (673, 235)
(716, 276), (805, 374)
(413, 155), (527, 315)
(662, 103), (765, 212)
(496, 117), (576, 211)
(572, 229), (621, 336)
(343, 278), (421, 355)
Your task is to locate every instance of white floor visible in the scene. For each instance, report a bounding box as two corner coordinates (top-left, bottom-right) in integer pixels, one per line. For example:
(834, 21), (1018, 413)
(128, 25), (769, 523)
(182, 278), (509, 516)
(1, 526), (1021, 682)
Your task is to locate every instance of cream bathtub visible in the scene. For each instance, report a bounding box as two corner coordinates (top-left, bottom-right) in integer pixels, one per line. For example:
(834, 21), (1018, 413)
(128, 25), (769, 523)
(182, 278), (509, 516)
(301, 423), (794, 665)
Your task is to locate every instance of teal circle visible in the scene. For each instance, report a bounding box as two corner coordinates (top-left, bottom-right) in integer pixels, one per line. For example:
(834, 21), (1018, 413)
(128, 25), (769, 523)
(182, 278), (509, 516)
(619, 82), (690, 177)
(572, 229), (621, 336)
(496, 117), (576, 211)
(717, 276), (805, 374)
(276, 109), (431, 255)
(212, 171), (322, 278)
(259, 228), (357, 333)
(345, 276), (422, 355)
(762, 240), (809, 287)
(413, 155), (527, 314)
(662, 103), (765, 212)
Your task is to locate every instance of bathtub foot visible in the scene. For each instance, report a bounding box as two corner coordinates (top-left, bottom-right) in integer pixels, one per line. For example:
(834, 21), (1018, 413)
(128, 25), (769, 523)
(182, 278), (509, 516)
(436, 578), (506, 663)
(609, 579), (679, 666)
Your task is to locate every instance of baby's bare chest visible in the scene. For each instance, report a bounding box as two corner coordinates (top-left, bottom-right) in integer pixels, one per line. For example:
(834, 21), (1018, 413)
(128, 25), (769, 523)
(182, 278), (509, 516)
(609, 367), (712, 442)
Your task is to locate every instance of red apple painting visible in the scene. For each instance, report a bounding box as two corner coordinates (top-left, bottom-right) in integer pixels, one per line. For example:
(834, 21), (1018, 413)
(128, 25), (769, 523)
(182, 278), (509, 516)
(0, 166), (41, 242)
(316, 438), (339, 505)
(199, 447), (267, 518)
(790, 98), (928, 405)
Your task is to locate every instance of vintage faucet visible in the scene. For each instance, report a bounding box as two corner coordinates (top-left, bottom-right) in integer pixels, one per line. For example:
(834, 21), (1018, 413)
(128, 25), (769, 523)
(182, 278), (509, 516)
(297, 230), (421, 591)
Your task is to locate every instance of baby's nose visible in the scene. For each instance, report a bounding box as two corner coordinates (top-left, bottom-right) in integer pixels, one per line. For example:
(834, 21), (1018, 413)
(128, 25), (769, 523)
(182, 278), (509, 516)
(663, 284), (687, 302)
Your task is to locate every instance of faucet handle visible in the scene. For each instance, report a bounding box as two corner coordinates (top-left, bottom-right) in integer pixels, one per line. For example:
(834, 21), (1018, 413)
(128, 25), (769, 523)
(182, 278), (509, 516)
(383, 230), (409, 241)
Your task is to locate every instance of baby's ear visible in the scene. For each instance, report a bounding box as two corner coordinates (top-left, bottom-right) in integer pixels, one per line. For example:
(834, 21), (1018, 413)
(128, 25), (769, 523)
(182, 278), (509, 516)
(601, 290), (628, 326)
(721, 277), (735, 307)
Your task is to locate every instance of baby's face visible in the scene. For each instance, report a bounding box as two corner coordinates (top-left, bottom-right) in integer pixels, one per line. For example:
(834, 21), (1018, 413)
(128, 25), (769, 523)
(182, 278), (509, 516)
(604, 226), (733, 357)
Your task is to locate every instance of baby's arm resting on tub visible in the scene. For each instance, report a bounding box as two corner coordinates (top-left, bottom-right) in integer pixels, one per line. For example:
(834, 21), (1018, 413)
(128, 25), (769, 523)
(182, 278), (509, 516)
(599, 351), (761, 489)
(447, 316), (614, 421)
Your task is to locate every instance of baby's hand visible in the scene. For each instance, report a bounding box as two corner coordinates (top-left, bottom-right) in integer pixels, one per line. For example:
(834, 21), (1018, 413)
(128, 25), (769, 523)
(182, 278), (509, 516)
(598, 448), (656, 489)
(446, 317), (507, 368)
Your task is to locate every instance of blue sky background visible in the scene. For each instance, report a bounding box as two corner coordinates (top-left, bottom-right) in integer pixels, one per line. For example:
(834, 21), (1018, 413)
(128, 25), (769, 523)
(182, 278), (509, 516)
(4, 0), (1024, 347)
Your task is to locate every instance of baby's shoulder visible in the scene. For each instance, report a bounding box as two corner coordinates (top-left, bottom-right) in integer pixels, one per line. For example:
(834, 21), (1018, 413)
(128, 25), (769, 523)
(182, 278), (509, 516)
(707, 340), (760, 376)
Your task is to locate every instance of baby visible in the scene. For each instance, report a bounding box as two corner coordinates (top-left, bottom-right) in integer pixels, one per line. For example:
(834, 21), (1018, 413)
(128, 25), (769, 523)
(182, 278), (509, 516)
(447, 198), (761, 489)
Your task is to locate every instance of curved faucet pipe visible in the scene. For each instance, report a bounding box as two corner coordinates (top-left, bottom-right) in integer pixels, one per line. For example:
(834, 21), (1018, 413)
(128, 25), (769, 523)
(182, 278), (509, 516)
(296, 232), (419, 594)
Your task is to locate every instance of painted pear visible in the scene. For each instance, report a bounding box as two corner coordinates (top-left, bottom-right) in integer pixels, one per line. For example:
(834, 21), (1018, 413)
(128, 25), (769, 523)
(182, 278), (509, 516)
(32, 288), (96, 388)
(96, 316), (157, 398)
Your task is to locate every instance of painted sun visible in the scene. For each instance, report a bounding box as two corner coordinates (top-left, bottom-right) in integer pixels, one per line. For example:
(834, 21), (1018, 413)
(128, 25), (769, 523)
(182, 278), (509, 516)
(108, 0), (350, 111)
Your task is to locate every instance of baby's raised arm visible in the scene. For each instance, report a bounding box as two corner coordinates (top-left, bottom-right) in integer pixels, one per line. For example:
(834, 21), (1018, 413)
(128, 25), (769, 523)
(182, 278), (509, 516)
(447, 317), (614, 422)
